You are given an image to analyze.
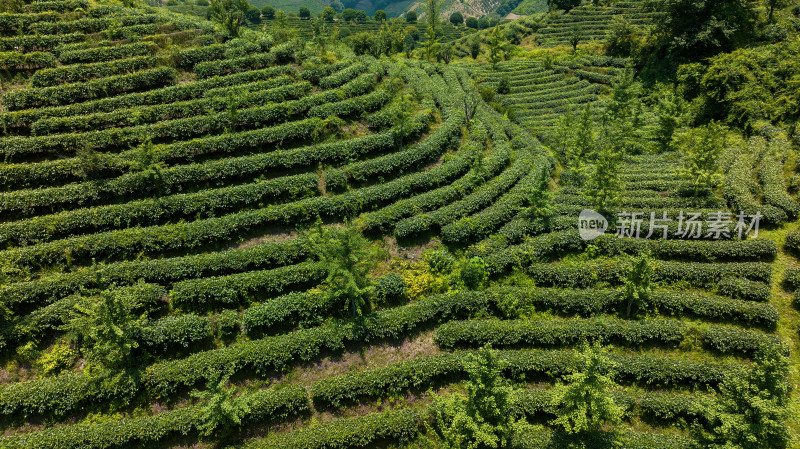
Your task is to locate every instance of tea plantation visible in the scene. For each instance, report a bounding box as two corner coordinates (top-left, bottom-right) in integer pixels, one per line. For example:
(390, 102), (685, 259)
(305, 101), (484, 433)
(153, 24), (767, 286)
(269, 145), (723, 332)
(0, 0), (798, 448)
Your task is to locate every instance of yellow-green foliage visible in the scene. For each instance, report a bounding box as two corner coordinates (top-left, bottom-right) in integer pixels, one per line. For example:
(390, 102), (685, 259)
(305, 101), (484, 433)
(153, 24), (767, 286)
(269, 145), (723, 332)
(38, 343), (75, 375)
(400, 260), (448, 300)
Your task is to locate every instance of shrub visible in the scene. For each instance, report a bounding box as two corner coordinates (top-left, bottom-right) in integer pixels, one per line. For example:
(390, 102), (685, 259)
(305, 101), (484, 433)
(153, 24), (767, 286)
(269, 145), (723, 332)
(375, 273), (406, 304)
(324, 168), (347, 193)
(424, 248), (456, 274)
(215, 310), (240, 338)
(37, 344), (76, 376)
(460, 257), (488, 290)
(497, 75), (511, 94)
(717, 277), (771, 302)
(786, 230), (800, 254)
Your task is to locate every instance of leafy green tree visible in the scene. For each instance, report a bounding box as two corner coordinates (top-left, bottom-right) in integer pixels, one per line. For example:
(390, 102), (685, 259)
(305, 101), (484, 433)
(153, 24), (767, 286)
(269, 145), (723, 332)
(355, 9), (368, 22)
(623, 253), (653, 317)
(460, 257), (488, 290)
(449, 11), (463, 25)
(425, 0), (442, 30)
(74, 144), (103, 179)
(652, 85), (685, 151)
(374, 9), (387, 21)
(550, 343), (624, 434)
(378, 18), (407, 56)
(766, 0), (790, 22)
(568, 25), (581, 51)
(487, 25), (512, 67)
(420, 24), (442, 61)
(701, 344), (790, 448)
(395, 92), (416, 150)
(645, 0), (756, 60)
(350, 31), (376, 56)
(311, 18), (334, 60)
(208, 0), (249, 37)
(261, 4), (275, 19)
(674, 121), (728, 195)
(342, 7), (356, 21)
(552, 107), (576, 163)
(469, 36), (481, 58)
(477, 16), (490, 29)
(270, 9), (298, 43)
(605, 14), (640, 56)
(406, 10), (417, 23)
(466, 16), (478, 29)
(129, 138), (165, 192)
(418, 0), (443, 62)
(192, 375), (252, 438)
(432, 345), (521, 447)
(321, 6), (335, 21)
(607, 70), (640, 124)
(553, 104), (592, 186)
(62, 289), (146, 371)
(404, 33), (416, 57)
(605, 70), (644, 155)
(528, 168), (554, 219)
(245, 5), (261, 23)
(307, 222), (375, 317)
(584, 145), (623, 213)
(298, 6), (311, 19)
(497, 75), (511, 94)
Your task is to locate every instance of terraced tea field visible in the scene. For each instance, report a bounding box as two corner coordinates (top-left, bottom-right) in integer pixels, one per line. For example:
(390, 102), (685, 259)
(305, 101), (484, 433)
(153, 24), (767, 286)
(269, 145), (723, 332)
(0, 0), (797, 448)
(535, 1), (658, 47)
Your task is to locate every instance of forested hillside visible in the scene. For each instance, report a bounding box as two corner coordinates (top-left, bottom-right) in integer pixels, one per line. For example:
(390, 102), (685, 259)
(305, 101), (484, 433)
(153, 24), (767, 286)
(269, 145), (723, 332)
(0, 0), (798, 448)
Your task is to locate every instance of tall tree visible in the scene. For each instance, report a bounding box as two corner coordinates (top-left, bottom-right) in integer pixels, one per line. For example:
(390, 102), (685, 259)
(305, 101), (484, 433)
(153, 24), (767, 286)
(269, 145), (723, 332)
(469, 36), (481, 58)
(486, 25), (512, 67)
(307, 222), (375, 317)
(568, 25), (581, 52)
(766, 0), (790, 22)
(432, 345), (520, 447)
(584, 144), (623, 213)
(652, 85), (685, 151)
(208, 0), (249, 37)
(321, 6), (335, 21)
(674, 121), (728, 195)
(62, 289), (146, 371)
(623, 253), (654, 317)
(528, 168), (554, 220)
(192, 375), (252, 439)
(420, 24), (442, 61)
(645, 0), (756, 60)
(564, 103), (594, 181)
(550, 343), (624, 434)
(424, 0), (442, 32)
(701, 344), (790, 448)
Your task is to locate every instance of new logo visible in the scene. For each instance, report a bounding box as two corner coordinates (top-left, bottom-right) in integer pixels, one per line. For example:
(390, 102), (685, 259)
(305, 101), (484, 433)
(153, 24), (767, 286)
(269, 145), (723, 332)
(578, 209), (608, 241)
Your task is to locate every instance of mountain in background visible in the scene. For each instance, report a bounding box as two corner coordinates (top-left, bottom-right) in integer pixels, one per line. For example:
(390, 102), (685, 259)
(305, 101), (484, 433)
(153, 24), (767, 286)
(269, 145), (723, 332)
(161, 0), (545, 19)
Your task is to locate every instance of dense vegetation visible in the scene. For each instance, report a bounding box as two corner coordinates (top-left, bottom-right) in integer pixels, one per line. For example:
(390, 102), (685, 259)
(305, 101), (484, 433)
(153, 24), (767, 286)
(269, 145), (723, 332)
(0, 0), (797, 447)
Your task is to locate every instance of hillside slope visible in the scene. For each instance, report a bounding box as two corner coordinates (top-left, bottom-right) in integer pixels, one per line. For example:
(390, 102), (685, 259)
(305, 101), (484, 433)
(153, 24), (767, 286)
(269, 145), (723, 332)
(0, 0), (797, 448)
